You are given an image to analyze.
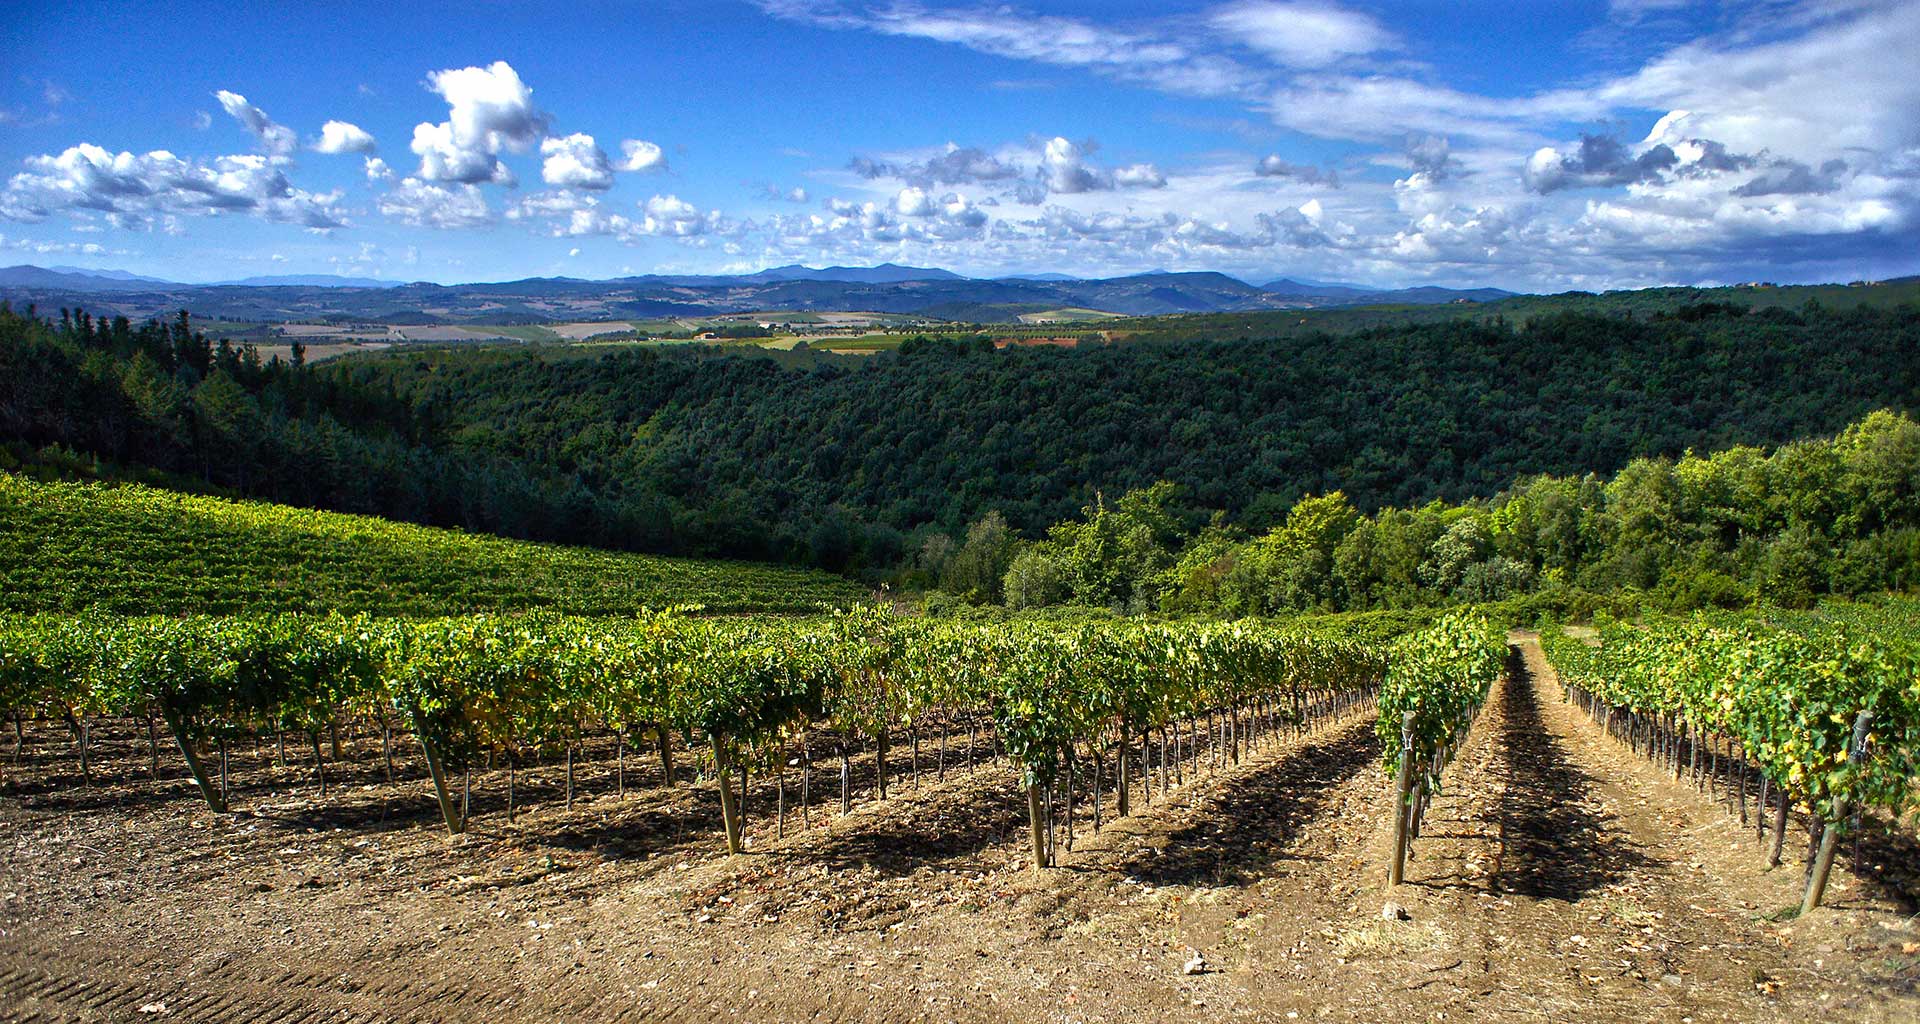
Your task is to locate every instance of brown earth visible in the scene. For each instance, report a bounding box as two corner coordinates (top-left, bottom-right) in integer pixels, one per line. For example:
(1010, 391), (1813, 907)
(2, 639), (1915, 1023)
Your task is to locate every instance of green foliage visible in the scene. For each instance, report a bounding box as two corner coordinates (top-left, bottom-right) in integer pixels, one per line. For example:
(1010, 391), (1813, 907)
(9, 299), (1917, 581)
(1540, 601), (1920, 823)
(1, 607), (1402, 841)
(1375, 612), (1508, 789)
(1013, 411), (1920, 617)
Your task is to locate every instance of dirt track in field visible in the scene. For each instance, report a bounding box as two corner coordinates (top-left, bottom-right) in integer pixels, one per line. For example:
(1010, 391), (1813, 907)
(3, 640), (1915, 1023)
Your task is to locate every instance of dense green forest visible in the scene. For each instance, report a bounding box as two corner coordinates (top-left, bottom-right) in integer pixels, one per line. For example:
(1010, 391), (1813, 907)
(958, 411), (1920, 617)
(2, 298), (1917, 588)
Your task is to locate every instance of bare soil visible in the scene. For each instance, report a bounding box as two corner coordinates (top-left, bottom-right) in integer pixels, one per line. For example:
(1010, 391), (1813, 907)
(3, 640), (1914, 1023)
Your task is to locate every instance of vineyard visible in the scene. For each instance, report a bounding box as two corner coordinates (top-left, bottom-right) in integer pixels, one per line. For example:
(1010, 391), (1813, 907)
(0, 473), (865, 615)
(3, 518), (1919, 1022)
(1538, 601), (1920, 912)
(1, 608), (1515, 869)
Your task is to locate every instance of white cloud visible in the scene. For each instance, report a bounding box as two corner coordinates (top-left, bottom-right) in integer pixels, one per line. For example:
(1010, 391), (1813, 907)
(364, 156), (395, 183)
(1112, 163), (1168, 189)
(619, 139), (668, 172)
(641, 194), (709, 236)
(315, 120), (377, 154)
(0, 143), (344, 230)
(1209, 1), (1396, 68)
(378, 177), (492, 228)
(409, 60), (546, 185)
(505, 190), (733, 242)
(1041, 137), (1103, 194)
(1254, 155), (1338, 186)
(215, 90), (297, 159)
(852, 142), (1020, 186)
(758, 1), (1259, 98)
(894, 186), (935, 217)
(0, 231), (128, 258)
(540, 132), (615, 190)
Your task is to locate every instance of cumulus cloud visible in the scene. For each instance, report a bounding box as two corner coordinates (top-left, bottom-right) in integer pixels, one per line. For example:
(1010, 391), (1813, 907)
(1112, 163), (1168, 189)
(1403, 134), (1457, 180)
(1523, 134), (1679, 193)
(641, 194), (711, 236)
(508, 190), (733, 242)
(1732, 158), (1848, 198)
(1040, 137), (1103, 194)
(1210, 1), (1395, 68)
(314, 120), (377, 154)
(215, 90), (297, 159)
(378, 177), (492, 228)
(0, 143), (344, 230)
(851, 143), (1020, 187)
(1254, 155), (1339, 186)
(619, 139), (668, 172)
(409, 60), (546, 185)
(853, 136), (1164, 199)
(0, 231), (127, 258)
(540, 132), (615, 190)
(364, 156), (395, 183)
(894, 186), (935, 217)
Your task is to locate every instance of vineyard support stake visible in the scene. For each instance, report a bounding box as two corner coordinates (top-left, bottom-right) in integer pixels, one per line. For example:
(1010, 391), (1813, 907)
(656, 723), (673, 786)
(712, 735), (743, 855)
(1801, 711), (1872, 914)
(1025, 781), (1048, 872)
(1387, 710), (1415, 887)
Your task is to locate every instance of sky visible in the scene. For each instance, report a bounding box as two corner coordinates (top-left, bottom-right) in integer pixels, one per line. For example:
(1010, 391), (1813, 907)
(1, 0), (1916, 290)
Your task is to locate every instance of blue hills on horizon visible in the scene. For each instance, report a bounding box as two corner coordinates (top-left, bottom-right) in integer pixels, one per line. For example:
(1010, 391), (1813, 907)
(0, 261), (1519, 321)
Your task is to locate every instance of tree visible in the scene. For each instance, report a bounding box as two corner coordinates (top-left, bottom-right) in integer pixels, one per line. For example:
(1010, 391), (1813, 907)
(1004, 545), (1067, 610)
(941, 511), (1015, 602)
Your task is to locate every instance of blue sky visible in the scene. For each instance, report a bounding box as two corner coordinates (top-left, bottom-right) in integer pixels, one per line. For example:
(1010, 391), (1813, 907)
(2, 0), (1916, 289)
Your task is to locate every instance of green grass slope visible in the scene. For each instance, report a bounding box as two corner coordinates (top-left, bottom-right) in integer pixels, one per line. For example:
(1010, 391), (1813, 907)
(0, 474), (866, 615)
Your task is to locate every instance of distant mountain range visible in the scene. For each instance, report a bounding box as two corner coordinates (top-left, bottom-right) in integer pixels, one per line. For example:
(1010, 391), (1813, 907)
(0, 263), (1516, 323)
(0, 266), (401, 291)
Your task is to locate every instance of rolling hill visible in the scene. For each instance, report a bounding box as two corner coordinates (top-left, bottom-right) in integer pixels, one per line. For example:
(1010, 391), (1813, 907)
(0, 474), (866, 616)
(0, 263), (1513, 323)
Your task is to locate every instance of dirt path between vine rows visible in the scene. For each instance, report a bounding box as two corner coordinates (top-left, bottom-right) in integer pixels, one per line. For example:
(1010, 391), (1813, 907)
(1315, 634), (1918, 1023)
(3, 644), (1915, 1024)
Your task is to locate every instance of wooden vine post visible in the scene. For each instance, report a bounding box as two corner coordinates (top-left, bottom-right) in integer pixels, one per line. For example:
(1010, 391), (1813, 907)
(1025, 781), (1048, 872)
(1802, 710), (1872, 914)
(417, 732), (466, 835)
(712, 734), (744, 855)
(1387, 710), (1415, 887)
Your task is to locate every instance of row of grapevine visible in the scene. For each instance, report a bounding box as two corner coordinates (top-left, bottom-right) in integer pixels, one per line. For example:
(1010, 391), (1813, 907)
(0, 474), (866, 615)
(1539, 611), (1920, 911)
(1374, 612), (1510, 885)
(0, 609), (1395, 869)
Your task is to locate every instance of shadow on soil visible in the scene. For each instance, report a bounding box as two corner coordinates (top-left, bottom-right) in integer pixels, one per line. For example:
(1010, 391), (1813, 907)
(1484, 647), (1651, 901)
(1091, 717), (1381, 887)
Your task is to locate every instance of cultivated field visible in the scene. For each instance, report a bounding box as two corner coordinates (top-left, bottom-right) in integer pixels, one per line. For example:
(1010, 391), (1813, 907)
(2, 635), (1913, 1023)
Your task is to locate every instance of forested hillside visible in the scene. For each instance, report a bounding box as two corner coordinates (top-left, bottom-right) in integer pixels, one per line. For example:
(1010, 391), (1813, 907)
(974, 411), (1920, 617)
(2, 300), (1917, 578)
